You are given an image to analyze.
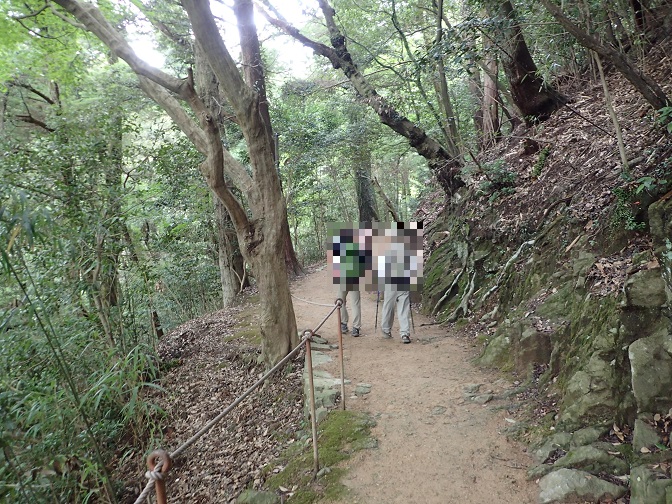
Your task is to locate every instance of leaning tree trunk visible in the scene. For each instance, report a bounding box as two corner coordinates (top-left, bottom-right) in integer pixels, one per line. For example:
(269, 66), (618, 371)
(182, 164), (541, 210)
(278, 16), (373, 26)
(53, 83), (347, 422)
(540, 0), (669, 110)
(260, 0), (466, 196)
(195, 44), (248, 305)
(496, 0), (566, 124)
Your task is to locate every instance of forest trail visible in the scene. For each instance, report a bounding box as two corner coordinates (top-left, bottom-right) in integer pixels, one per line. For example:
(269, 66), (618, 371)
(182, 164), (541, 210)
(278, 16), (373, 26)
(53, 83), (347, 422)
(290, 266), (538, 504)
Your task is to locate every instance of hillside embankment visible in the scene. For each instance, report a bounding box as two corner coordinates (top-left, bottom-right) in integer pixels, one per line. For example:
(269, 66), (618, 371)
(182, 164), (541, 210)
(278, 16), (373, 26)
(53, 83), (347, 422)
(419, 37), (672, 503)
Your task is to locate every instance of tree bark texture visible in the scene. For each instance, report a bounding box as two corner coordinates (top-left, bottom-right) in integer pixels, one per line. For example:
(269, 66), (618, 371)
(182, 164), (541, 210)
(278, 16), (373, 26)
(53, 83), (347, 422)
(353, 146), (379, 223)
(496, 1), (566, 124)
(432, 0), (461, 158)
(194, 44), (247, 306)
(235, 0), (303, 277)
(214, 196), (246, 306)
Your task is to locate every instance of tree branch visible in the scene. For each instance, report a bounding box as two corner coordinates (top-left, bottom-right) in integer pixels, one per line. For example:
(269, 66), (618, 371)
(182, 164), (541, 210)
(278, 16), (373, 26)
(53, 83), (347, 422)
(256, 0), (465, 194)
(137, 77), (207, 153)
(128, 0), (190, 48)
(182, 0), (255, 121)
(15, 114), (55, 131)
(11, 81), (55, 105)
(52, 0), (189, 96)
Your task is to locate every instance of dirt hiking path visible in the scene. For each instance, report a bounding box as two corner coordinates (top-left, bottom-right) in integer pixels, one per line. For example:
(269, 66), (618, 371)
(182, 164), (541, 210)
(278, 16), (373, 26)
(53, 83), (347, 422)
(290, 266), (538, 504)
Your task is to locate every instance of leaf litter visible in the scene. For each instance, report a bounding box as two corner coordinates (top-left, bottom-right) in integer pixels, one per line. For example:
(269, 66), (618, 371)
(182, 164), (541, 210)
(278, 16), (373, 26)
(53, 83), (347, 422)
(114, 297), (305, 504)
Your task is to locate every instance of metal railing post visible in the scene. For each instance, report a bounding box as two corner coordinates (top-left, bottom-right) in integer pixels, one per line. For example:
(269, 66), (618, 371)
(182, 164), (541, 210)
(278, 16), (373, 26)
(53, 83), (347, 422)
(146, 450), (171, 504)
(335, 299), (345, 411)
(303, 330), (320, 476)
(131, 299), (347, 503)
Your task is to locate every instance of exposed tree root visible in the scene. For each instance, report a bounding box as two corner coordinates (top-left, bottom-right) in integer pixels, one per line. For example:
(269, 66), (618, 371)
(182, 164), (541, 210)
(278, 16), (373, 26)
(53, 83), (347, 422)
(480, 213), (565, 304)
(480, 239), (535, 304)
(432, 267), (464, 315)
(447, 269), (477, 322)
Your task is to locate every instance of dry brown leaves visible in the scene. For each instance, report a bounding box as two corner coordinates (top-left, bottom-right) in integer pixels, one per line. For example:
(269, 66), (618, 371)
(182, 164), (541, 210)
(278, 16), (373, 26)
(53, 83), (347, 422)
(586, 236), (655, 296)
(430, 39), (672, 260)
(115, 303), (305, 504)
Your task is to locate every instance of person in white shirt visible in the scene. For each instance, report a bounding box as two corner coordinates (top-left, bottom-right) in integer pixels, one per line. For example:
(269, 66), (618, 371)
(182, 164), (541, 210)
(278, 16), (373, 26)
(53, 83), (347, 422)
(377, 229), (412, 344)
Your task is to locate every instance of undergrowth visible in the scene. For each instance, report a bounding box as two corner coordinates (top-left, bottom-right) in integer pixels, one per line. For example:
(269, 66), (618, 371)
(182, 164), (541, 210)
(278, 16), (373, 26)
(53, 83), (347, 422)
(262, 410), (376, 503)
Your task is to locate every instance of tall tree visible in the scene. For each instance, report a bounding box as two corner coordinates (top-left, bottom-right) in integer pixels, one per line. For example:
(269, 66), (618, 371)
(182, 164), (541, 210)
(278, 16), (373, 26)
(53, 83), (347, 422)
(48, 0), (298, 365)
(194, 42), (248, 305)
(429, 0), (462, 157)
(258, 0), (466, 196)
(492, 0), (566, 123)
(481, 35), (501, 146)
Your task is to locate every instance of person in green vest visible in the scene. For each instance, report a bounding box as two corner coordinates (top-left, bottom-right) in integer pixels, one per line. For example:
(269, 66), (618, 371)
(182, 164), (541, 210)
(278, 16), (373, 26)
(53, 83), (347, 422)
(329, 226), (370, 337)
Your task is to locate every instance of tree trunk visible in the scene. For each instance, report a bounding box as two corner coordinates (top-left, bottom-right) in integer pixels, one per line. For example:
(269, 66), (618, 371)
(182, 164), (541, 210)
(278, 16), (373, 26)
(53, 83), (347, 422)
(194, 43), (248, 305)
(234, 0), (303, 278)
(497, 0), (566, 124)
(539, 0), (669, 110)
(214, 195), (246, 305)
(467, 64), (485, 145)
(51, 0), (300, 365)
(431, 0), (461, 158)
(481, 40), (500, 148)
(354, 156), (379, 223)
(250, 234), (297, 363)
(281, 216), (303, 276)
(629, 0), (646, 32)
(372, 176), (400, 222)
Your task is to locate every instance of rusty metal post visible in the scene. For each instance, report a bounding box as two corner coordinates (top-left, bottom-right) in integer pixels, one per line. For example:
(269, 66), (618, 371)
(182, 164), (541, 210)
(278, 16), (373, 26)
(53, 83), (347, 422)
(303, 330), (320, 475)
(147, 450), (171, 504)
(335, 299), (345, 411)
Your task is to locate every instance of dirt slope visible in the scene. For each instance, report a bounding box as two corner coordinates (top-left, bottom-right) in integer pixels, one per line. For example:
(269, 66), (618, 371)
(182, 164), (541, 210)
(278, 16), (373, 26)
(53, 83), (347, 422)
(291, 266), (538, 504)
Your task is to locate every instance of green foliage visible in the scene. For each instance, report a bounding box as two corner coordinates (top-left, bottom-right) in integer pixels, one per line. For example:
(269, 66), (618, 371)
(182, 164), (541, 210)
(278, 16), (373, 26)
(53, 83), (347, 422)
(0, 45), (210, 501)
(477, 159), (517, 202)
(634, 175), (667, 195)
(611, 187), (646, 231)
(262, 410), (375, 503)
(0, 246), (164, 503)
(532, 147), (551, 178)
(659, 106), (672, 134)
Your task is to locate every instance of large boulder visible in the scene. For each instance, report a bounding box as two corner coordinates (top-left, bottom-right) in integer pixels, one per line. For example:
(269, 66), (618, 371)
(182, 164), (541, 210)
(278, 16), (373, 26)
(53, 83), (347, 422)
(629, 329), (672, 415)
(558, 354), (620, 428)
(552, 445), (629, 475)
(538, 468), (626, 503)
(630, 465), (672, 504)
(624, 268), (667, 308)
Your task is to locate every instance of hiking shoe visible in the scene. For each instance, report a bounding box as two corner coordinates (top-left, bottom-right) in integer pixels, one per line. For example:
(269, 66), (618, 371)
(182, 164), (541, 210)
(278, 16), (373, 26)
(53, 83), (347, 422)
(351, 327), (360, 337)
(382, 331), (392, 339)
(341, 323), (349, 333)
(401, 334), (411, 344)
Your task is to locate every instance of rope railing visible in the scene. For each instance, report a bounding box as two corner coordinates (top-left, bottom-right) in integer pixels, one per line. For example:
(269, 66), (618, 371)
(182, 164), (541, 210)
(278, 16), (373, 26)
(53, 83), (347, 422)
(291, 293), (335, 307)
(132, 298), (347, 504)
